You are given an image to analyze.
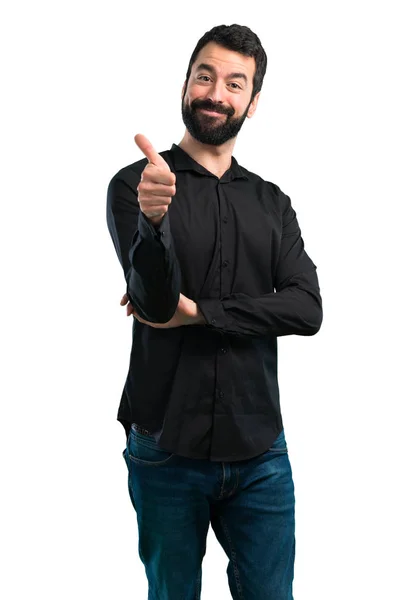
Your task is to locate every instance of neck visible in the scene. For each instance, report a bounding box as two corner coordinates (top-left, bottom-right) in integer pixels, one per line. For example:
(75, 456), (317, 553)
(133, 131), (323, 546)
(178, 131), (237, 179)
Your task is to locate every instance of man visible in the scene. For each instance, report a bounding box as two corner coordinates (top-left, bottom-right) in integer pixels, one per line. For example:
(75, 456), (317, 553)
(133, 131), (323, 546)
(107, 23), (322, 600)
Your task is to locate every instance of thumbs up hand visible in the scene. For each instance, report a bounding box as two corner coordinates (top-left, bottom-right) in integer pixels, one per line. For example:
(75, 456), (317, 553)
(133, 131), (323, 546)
(134, 134), (176, 226)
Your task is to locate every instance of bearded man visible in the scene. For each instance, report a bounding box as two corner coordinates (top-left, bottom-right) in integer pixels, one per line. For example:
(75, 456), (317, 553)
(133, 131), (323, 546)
(107, 23), (323, 600)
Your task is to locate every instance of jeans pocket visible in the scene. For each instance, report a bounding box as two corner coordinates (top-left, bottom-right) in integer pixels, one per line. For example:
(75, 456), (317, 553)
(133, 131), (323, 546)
(268, 429), (288, 453)
(128, 427), (176, 466)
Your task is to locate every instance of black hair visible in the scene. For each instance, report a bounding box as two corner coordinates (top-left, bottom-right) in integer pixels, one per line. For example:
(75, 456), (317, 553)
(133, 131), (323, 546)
(185, 24), (267, 100)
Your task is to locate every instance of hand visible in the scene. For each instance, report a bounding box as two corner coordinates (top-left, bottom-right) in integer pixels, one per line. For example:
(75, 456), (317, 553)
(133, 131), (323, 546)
(120, 293), (135, 317)
(120, 293), (206, 328)
(134, 134), (176, 226)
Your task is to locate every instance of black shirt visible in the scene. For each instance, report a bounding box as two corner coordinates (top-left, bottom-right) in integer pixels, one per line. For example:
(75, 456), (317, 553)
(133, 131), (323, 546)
(106, 143), (323, 461)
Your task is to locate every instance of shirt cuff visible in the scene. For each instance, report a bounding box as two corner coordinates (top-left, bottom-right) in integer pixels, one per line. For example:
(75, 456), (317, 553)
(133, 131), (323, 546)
(138, 210), (172, 250)
(196, 298), (230, 331)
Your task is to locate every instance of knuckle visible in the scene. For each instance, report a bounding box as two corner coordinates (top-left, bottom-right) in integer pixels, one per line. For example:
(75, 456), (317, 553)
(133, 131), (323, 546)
(139, 181), (150, 192)
(142, 164), (153, 178)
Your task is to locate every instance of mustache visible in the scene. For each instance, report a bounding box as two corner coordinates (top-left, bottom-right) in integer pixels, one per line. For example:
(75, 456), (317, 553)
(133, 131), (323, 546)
(191, 98), (235, 118)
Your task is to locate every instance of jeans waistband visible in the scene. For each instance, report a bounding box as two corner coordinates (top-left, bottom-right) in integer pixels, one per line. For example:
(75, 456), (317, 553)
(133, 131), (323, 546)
(131, 423), (153, 437)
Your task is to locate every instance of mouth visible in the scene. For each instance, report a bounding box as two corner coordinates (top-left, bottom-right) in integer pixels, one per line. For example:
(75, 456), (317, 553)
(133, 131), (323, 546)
(198, 108), (226, 117)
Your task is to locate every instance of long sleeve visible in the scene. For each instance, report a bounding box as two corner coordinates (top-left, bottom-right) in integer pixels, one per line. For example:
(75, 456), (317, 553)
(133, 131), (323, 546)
(197, 190), (323, 337)
(106, 170), (181, 323)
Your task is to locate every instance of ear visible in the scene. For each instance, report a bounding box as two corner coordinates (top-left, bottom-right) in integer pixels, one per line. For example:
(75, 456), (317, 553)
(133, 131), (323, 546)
(181, 81), (187, 100)
(246, 92), (260, 119)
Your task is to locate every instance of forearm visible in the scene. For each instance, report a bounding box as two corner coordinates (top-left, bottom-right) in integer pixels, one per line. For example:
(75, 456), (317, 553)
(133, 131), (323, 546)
(126, 211), (181, 323)
(107, 175), (181, 323)
(197, 269), (323, 337)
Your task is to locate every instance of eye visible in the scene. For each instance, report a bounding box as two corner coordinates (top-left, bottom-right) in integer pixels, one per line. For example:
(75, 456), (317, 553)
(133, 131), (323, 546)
(198, 75), (211, 82)
(228, 82), (242, 90)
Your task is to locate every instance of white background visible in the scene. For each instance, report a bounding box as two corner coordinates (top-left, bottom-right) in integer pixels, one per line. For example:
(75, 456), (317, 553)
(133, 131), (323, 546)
(1, 1), (399, 598)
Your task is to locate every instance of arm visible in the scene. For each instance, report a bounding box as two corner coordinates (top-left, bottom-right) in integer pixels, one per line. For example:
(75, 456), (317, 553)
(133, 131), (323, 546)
(106, 171), (181, 323)
(197, 190), (322, 337)
(121, 291), (207, 327)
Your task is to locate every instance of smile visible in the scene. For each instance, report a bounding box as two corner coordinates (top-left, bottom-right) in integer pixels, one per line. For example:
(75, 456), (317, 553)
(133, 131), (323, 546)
(198, 108), (226, 117)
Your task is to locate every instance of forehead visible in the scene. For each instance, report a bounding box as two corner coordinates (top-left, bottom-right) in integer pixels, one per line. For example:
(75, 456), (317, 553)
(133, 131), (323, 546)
(192, 41), (256, 78)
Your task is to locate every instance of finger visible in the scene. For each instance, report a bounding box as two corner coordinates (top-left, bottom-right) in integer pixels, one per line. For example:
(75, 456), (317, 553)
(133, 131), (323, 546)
(137, 181), (176, 196)
(141, 163), (175, 186)
(138, 196), (172, 207)
(120, 293), (128, 305)
(134, 134), (169, 169)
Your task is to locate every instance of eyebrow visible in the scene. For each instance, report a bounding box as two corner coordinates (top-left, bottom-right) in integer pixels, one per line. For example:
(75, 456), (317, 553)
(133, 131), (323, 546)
(196, 63), (248, 85)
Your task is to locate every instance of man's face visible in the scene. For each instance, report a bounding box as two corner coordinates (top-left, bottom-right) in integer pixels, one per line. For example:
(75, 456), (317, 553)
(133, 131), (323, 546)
(181, 42), (260, 146)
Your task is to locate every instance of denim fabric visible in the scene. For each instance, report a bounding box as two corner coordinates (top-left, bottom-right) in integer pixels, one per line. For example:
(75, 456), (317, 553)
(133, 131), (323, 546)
(123, 426), (295, 599)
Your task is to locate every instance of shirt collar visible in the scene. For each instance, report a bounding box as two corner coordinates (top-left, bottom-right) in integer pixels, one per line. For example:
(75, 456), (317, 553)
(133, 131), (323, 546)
(169, 143), (249, 182)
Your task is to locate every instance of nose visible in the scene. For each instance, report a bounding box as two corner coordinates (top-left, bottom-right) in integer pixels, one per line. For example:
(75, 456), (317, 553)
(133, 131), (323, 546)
(207, 79), (225, 104)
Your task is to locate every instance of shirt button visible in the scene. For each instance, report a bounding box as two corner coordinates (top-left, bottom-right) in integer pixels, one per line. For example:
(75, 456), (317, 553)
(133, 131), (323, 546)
(219, 391), (225, 399)
(220, 348), (227, 354)
(211, 318), (216, 325)
(222, 260), (229, 268)
(223, 216), (228, 224)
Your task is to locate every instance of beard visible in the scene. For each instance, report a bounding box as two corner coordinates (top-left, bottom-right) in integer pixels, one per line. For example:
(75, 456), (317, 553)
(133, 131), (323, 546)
(181, 96), (251, 146)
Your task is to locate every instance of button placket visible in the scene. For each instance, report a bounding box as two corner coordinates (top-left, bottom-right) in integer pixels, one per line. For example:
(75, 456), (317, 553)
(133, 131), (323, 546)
(218, 186), (231, 299)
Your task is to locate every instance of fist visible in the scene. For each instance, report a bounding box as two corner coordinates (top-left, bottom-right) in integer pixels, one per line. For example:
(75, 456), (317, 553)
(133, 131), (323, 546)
(135, 134), (176, 226)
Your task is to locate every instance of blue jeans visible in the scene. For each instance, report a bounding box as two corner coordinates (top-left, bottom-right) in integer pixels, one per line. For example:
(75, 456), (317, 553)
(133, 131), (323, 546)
(123, 426), (295, 599)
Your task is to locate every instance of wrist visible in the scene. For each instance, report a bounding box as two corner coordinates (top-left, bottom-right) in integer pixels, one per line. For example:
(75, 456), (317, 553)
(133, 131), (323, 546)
(143, 211), (167, 227)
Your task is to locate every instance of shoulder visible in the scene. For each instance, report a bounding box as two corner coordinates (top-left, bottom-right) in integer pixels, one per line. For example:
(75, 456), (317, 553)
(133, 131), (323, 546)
(108, 149), (173, 188)
(238, 163), (289, 209)
(107, 156), (147, 191)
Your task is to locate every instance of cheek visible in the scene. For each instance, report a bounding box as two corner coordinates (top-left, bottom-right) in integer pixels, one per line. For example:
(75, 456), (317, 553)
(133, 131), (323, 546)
(186, 80), (213, 103)
(182, 86), (193, 102)
(187, 88), (203, 103)
(185, 93), (205, 111)
(237, 100), (251, 117)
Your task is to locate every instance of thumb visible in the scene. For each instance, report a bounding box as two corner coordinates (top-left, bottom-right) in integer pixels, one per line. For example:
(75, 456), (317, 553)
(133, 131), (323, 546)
(134, 134), (169, 169)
